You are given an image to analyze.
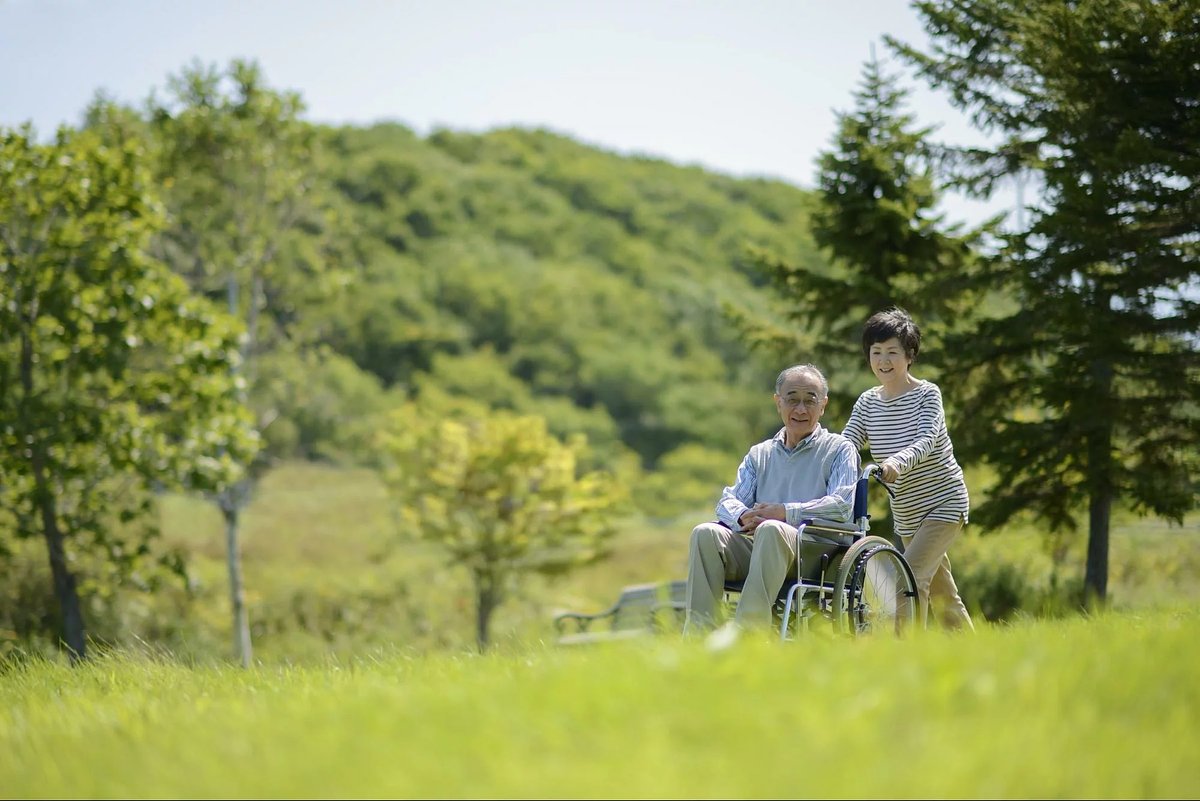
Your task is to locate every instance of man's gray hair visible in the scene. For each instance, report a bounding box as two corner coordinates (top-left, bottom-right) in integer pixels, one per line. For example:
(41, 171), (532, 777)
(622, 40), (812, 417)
(775, 363), (829, 397)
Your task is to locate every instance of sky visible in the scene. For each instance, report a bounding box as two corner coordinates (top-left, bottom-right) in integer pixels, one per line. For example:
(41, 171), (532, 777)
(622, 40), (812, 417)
(0, 0), (1018, 228)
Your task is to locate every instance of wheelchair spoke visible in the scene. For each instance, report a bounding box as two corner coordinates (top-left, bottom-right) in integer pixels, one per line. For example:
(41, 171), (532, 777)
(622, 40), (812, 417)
(828, 537), (918, 637)
(845, 546), (918, 635)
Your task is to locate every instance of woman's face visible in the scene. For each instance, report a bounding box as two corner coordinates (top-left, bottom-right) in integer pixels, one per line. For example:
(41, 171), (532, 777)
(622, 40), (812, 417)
(868, 337), (911, 385)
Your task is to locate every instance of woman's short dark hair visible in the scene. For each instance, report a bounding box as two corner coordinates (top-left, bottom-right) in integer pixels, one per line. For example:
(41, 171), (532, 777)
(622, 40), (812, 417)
(862, 307), (921, 361)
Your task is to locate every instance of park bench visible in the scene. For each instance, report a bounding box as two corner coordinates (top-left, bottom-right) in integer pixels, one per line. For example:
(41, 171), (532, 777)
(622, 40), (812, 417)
(553, 580), (687, 645)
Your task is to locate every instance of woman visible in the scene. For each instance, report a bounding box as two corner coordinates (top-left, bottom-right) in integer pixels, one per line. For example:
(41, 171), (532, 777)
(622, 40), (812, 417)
(842, 308), (974, 630)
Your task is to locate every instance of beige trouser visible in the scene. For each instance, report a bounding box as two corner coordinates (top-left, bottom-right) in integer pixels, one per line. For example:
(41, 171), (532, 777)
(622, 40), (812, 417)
(901, 517), (974, 631)
(684, 520), (799, 632)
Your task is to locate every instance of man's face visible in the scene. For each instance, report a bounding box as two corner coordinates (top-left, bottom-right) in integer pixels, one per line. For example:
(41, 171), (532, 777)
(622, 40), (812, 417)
(774, 372), (827, 444)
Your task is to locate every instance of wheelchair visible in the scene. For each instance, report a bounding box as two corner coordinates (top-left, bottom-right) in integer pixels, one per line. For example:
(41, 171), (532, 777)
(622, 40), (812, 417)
(723, 464), (919, 639)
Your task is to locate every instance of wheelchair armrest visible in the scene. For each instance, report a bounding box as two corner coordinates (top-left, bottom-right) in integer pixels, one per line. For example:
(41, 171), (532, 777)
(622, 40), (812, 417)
(799, 517), (860, 534)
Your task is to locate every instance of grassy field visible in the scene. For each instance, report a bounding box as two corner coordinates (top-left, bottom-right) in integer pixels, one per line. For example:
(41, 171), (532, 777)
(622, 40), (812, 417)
(56, 460), (1197, 662)
(3, 459), (1197, 665)
(2, 604), (1197, 798)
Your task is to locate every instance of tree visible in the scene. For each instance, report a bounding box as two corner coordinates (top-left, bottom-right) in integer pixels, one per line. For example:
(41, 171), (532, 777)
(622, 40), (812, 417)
(143, 59), (347, 664)
(891, 0), (1200, 603)
(379, 409), (626, 651)
(0, 125), (257, 661)
(729, 55), (988, 403)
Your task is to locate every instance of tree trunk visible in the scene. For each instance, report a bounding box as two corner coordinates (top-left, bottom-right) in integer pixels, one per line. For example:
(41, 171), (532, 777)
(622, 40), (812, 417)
(474, 571), (499, 654)
(1085, 486), (1111, 606)
(34, 462), (86, 663)
(221, 488), (253, 667)
(1084, 357), (1114, 607)
(220, 274), (254, 667)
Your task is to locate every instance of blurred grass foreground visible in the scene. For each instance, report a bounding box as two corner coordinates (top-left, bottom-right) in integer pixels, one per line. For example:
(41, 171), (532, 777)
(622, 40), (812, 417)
(2, 604), (1197, 798)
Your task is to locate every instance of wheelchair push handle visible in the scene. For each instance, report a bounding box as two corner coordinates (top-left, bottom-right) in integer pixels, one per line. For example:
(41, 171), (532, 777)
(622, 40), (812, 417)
(862, 463), (896, 499)
(851, 463), (894, 526)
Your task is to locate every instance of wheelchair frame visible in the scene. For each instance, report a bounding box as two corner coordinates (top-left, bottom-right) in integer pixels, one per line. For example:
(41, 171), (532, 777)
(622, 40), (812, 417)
(726, 464), (920, 639)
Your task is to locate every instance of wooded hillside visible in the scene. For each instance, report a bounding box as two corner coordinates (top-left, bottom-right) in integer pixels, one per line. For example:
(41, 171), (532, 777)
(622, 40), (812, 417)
(307, 122), (835, 471)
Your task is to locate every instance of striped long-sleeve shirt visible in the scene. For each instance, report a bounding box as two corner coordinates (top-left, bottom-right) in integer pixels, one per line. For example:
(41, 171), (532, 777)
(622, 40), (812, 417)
(841, 380), (969, 537)
(715, 425), (859, 530)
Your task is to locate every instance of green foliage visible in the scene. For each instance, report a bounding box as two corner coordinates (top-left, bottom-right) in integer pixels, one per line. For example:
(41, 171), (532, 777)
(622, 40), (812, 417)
(318, 124), (802, 466)
(409, 348), (632, 473)
(0, 124), (257, 657)
(379, 409), (628, 650)
(893, 0), (1200, 599)
(148, 60), (328, 305)
(955, 560), (1087, 623)
(635, 443), (741, 520)
(250, 345), (394, 464)
(138, 59), (356, 463)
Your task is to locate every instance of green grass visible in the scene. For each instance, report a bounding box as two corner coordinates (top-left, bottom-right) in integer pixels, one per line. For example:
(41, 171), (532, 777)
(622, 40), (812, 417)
(2, 605), (1197, 798)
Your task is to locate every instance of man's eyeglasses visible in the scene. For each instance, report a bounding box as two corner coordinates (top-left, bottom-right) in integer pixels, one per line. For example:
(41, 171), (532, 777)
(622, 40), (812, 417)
(779, 395), (823, 409)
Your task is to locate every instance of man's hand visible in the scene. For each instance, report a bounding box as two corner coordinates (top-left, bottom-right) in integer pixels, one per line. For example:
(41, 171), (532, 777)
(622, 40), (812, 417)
(738, 502), (787, 531)
(880, 461), (900, 483)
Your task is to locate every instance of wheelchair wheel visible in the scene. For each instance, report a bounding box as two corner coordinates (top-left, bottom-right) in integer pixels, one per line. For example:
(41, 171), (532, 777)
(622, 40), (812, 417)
(832, 536), (918, 636)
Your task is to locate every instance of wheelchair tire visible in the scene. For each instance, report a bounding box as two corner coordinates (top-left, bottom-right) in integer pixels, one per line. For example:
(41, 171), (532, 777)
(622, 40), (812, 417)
(832, 536), (919, 636)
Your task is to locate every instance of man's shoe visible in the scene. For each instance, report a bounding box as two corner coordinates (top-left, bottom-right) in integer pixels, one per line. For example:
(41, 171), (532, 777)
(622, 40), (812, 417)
(704, 620), (741, 652)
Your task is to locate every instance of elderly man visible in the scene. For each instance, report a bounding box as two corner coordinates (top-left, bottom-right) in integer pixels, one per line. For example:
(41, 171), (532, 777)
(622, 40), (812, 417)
(685, 363), (859, 632)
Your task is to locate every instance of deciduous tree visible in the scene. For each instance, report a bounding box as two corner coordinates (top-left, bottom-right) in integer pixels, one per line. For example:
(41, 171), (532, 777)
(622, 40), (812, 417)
(144, 59), (346, 664)
(0, 126), (256, 661)
(380, 409), (626, 651)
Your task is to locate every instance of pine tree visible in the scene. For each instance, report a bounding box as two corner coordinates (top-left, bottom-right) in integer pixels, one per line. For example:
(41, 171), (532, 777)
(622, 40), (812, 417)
(891, 0), (1200, 603)
(732, 55), (988, 403)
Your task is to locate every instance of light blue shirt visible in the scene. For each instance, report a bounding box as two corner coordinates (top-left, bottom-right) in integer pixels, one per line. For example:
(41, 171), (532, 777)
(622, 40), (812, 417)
(716, 424), (859, 530)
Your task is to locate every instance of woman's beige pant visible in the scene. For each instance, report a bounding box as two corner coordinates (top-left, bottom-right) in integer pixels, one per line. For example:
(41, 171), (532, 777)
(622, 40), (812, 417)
(901, 517), (974, 631)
